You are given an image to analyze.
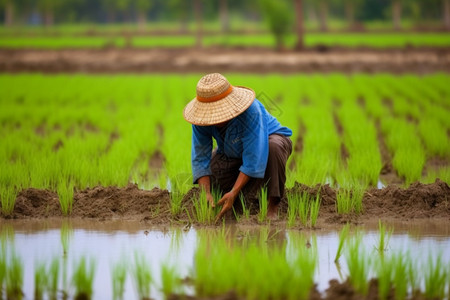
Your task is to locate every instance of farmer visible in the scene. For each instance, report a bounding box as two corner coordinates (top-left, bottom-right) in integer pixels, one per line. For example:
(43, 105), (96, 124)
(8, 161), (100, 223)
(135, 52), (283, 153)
(183, 73), (292, 222)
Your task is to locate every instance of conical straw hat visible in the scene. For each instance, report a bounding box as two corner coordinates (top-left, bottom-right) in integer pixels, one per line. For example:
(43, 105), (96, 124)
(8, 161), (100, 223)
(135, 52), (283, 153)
(183, 73), (255, 126)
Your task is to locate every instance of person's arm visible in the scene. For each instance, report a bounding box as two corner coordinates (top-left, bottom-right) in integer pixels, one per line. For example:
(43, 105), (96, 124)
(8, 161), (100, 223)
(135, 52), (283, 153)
(197, 175), (214, 206)
(191, 125), (213, 184)
(215, 171), (250, 222)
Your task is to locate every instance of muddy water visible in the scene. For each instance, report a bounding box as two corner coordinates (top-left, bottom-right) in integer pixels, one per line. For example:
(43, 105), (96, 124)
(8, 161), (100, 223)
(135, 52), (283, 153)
(1, 219), (450, 300)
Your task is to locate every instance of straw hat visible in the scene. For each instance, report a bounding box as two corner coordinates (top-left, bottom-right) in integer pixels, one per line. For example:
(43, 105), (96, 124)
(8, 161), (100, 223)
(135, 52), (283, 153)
(183, 73), (255, 126)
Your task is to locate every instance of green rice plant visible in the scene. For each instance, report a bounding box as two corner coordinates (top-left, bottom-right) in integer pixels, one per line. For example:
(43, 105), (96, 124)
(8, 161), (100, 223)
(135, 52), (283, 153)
(47, 257), (60, 300)
(258, 186), (268, 223)
(72, 257), (96, 300)
(391, 252), (409, 300)
(132, 252), (152, 300)
(309, 193), (320, 227)
(375, 220), (393, 253)
(345, 235), (370, 296)
(160, 261), (181, 298)
(169, 190), (183, 216)
(424, 253), (447, 299)
(60, 220), (73, 256)
(112, 260), (127, 300)
(375, 255), (393, 300)
(298, 192), (310, 226)
(6, 253), (23, 300)
(57, 180), (74, 216)
(336, 184), (365, 215)
(0, 186), (17, 216)
(34, 262), (47, 300)
(334, 223), (350, 262)
(407, 254), (420, 297)
(0, 249), (6, 297)
(192, 189), (215, 224)
(239, 193), (250, 221)
(286, 191), (298, 227)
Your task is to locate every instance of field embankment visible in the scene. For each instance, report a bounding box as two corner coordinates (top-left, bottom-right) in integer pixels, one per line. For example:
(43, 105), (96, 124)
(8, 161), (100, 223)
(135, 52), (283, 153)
(1, 47), (450, 73)
(8, 179), (450, 226)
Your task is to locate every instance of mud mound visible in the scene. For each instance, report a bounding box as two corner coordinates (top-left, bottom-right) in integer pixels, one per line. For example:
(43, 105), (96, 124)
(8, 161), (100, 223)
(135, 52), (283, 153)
(72, 183), (170, 220)
(364, 179), (450, 218)
(14, 188), (62, 218)
(4, 180), (450, 224)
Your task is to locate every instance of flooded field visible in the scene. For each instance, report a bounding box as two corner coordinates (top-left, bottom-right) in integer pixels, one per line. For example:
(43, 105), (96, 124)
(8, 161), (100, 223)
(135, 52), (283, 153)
(1, 220), (449, 300)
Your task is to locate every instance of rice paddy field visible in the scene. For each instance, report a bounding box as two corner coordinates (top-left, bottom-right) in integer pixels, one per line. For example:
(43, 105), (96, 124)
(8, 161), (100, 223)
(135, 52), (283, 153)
(0, 32), (449, 49)
(0, 72), (449, 299)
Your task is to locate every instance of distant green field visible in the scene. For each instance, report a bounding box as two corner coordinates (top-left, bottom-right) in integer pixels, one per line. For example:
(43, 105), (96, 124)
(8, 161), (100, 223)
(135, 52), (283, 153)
(0, 33), (449, 49)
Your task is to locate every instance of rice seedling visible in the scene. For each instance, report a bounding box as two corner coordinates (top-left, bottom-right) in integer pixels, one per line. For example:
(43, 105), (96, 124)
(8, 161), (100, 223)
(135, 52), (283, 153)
(334, 223), (350, 262)
(112, 260), (127, 300)
(309, 193), (321, 227)
(132, 252), (152, 300)
(160, 261), (181, 298)
(0, 186), (17, 216)
(375, 255), (393, 300)
(192, 189), (215, 224)
(6, 253), (23, 300)
(57, 180), (74, 216)
(47, 257), (60, 300)
(336, 184), (365, 215)
(345, 235), (370, 296)
(375, 220), (393, 253)
(0, 249), (6, 297)
(239, 193), (250, 221)
(169, 190), (183, 216)
(391, 251), (409, 300)
(258, 186), (268, 223)
(298, 192), (310, 226)
(72, 257), (96, 300)
(286, 191), (298, 227)
(60, 220), (73, 256)
(34, 262), (47, 300)
(424, 253), (447, 299)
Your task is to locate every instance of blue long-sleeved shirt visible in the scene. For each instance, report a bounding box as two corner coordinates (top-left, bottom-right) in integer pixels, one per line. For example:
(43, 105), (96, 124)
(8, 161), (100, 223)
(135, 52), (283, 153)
(191, 99), (292, 183)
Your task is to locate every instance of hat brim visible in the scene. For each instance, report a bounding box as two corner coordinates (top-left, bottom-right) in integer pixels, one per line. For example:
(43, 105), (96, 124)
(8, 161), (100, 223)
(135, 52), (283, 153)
(183, 86), (255, 126)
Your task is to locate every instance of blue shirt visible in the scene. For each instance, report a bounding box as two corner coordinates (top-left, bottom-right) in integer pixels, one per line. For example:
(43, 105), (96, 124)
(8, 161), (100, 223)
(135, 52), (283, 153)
(191, 99), (292, 183)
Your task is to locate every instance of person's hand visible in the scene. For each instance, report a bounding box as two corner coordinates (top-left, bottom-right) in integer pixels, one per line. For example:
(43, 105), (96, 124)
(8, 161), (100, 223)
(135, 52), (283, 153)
(215, 190), (238, 223)
(206, 192), (215, 208)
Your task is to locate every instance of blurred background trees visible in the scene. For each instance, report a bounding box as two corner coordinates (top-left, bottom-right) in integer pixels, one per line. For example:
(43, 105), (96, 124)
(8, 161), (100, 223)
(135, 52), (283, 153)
(0, 0), (448, 31)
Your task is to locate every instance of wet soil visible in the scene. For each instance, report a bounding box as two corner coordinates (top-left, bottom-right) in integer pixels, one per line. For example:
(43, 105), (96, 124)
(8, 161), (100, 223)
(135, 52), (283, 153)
(4, 179), (449, 227)
(1, 47), (449, 74)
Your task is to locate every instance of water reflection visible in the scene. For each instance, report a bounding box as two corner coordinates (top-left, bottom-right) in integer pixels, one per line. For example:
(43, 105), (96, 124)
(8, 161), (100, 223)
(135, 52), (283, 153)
(0, 221), (449, 299)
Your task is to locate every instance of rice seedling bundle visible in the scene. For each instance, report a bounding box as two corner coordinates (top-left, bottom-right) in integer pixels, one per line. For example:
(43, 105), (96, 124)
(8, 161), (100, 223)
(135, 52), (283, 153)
(72, 257), (96, 300)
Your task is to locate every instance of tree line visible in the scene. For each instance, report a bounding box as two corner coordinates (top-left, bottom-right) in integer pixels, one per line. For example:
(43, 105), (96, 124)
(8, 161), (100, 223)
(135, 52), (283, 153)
(0, 0), (449, 29)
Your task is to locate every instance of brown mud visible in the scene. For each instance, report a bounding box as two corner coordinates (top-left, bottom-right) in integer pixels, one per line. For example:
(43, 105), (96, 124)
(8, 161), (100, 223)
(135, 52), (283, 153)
(4, 179), (449, 227)
(1, 47), (450, 74)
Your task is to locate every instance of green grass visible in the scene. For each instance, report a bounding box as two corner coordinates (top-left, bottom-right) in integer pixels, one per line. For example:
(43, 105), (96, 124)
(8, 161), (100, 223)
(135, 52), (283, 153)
(286, 191), (298, 227)
(72, 257), (96, 300)
(169, 191), (183, 216)
(336, 184), (365, 215)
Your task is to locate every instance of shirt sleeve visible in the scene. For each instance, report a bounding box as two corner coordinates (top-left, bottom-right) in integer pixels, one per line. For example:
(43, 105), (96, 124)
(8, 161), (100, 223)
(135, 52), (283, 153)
(239, 106), (269, 178)
(191, 125), (213, 184)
